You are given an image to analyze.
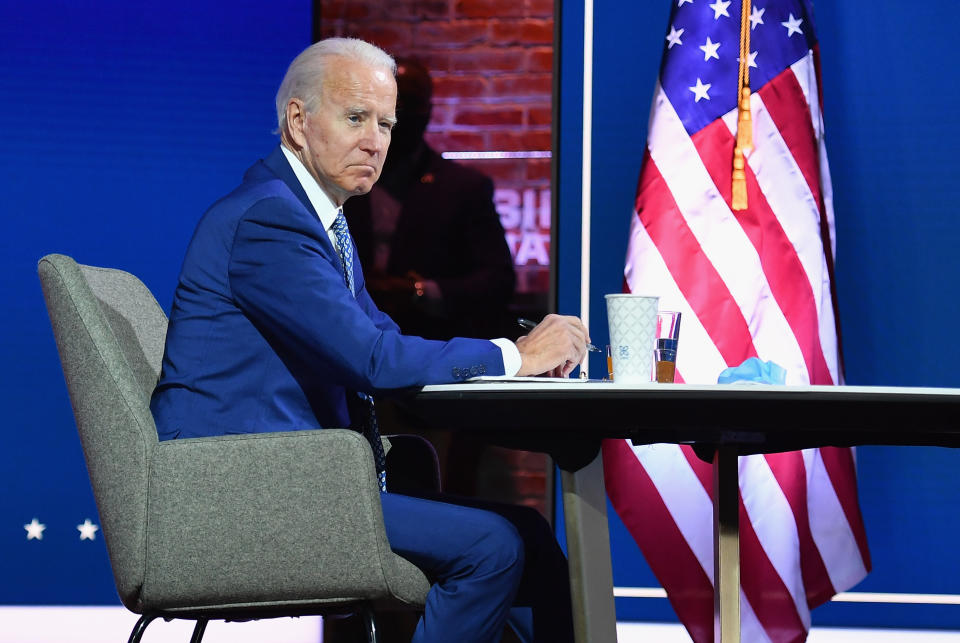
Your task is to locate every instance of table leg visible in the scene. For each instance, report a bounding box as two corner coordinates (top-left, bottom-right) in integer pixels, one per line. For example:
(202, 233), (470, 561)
(713, 445), (740, 642)
(560, 450), (618, 643)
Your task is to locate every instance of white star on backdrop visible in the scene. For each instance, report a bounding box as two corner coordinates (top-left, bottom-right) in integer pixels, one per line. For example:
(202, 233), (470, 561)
(77, 519), (99, 541)
(678, 0), (694, 6)
(709, 0), (731, 19)
(666, 25), (685, 49)
(745, 50), (758, 69)
(24, 518), (45, 540)
(750, 6), (765, 29)
(782, 13), (804, 37)
(689, 78), (712, 102)
(699, 36), (721, 61)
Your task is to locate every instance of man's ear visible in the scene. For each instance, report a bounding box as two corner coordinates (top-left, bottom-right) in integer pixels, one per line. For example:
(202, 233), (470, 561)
(285, 98), (308, 148)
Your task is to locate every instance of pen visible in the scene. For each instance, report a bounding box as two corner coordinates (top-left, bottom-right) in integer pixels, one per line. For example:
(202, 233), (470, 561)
(517, 317), (602, 353)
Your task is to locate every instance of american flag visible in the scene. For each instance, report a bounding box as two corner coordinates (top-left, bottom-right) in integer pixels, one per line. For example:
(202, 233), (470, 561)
(602, 1), (871, 641)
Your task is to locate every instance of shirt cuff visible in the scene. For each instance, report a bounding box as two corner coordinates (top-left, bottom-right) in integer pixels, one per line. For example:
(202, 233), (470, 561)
(491, 338), (522, 376)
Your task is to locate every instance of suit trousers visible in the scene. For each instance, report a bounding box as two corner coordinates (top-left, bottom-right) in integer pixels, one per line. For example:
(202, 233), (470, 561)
(381, 492), (575, 643)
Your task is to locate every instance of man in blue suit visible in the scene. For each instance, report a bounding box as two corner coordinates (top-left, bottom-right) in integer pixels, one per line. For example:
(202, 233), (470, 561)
(151, 37), (587, 643)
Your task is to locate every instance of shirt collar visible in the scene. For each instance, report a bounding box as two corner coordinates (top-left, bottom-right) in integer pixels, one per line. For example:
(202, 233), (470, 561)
(280, 144), (340, 232)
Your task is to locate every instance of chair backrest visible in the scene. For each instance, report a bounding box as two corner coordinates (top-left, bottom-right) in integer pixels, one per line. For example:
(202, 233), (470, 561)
(38, 253), (168, 608)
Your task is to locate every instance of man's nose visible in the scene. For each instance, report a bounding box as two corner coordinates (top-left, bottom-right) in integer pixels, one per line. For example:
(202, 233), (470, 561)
(360, 122), (389, 155)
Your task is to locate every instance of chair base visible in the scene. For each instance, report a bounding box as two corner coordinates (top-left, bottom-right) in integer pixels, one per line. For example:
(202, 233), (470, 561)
(127, 615), (209, 643)
(127, 615), (155, 643)
(190, 619), (208, 643)
(128, 609), (378, 643)
(360, 603), (378, 643)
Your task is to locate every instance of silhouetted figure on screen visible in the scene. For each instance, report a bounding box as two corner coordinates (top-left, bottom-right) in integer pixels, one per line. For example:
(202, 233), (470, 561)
(342, 58), (523, 505)
(344, 57), (516, 341)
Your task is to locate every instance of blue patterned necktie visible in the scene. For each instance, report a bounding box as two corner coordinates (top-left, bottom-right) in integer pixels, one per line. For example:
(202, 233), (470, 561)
(332, 208), (388, 492)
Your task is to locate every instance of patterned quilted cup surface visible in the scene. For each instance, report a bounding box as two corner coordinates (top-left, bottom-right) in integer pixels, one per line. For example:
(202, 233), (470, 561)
(605, 294), (659, 383)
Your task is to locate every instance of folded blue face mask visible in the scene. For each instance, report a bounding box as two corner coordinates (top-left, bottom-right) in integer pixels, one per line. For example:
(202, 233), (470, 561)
(717, 357), (787, 385)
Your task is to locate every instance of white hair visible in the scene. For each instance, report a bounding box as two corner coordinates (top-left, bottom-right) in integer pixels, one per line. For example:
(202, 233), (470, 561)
(275, 38), (396, 134)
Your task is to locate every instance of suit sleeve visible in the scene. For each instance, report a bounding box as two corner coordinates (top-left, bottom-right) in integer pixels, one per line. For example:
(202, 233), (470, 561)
(227, 198), (504, 391)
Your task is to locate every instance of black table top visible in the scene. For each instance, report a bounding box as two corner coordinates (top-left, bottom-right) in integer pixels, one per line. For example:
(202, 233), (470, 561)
(403, 381), (960, 466)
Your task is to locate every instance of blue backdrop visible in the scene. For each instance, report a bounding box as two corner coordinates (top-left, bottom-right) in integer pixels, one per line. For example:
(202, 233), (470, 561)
(0, 0), (310, 603)
(6, 0), (960, 632)
(556, 0), (960, 631)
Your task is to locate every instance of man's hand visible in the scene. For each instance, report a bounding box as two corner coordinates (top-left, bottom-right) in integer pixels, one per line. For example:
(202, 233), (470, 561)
(515, 314), (590, 377)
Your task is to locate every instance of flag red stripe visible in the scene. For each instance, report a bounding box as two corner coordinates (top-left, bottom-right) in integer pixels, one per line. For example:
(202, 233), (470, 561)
(737, 491), (808, 642)
(759, 64), (844, 376)
(690, 121), (834, 384)
(635, 152), (757, 365)
(602, 440), (713, 643)
(812, 45), (847, 377)
(817, 447), (872, 575)
(679, 446), (809, 638)
(758, 69), (823, 212)
(763, 452), (837, 606)
(753, 66), (865, 596)
(680, 444), (712, 494)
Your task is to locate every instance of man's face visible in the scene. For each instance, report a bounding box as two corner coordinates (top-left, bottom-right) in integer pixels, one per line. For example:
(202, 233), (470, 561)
(294, 57), (397, 205)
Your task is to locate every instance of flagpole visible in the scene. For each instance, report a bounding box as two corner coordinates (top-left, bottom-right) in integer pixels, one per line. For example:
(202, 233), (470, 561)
(580, 0), (593, 378)
(561, 7), (619, 643)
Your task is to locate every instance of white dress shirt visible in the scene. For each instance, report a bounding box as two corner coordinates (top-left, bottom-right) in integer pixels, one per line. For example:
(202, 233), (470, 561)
(279, 144), (521, 376)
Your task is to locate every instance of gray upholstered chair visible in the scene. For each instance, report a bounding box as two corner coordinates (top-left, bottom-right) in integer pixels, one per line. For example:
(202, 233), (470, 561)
(38, 253), (430, 643)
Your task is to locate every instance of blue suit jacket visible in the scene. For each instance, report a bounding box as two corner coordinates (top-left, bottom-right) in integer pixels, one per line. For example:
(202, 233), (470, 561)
(150, 146), (504, 440)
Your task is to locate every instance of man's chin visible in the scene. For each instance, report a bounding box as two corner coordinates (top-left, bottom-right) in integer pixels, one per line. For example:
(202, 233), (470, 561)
(334, 173), (379, 201)
(348, 179), (377, 196)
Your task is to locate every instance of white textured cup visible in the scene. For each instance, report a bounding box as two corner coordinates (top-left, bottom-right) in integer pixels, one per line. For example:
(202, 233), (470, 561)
(605, 294), (660, 383)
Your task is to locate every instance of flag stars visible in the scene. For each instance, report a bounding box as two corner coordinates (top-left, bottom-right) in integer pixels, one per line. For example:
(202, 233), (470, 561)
(782, 13), (803, 37)
(678, 0), (694, 6)
(689, 78), (712, 102)
(743, 50), (758, 68)
(666, 25), (684, 49)
(78, 519), (99, 541)
(709, 0), (731, 19)
(699, 36), (721, 61)
(24, 518), (46, 540)
(750, 6), (765, 29)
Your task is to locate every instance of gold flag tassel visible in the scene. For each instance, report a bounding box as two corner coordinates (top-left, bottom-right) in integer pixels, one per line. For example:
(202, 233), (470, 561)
(732, 0), (753, 210)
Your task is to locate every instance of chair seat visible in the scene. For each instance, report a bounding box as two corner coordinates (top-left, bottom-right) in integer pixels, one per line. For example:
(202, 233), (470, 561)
(37, 253), (431, 642)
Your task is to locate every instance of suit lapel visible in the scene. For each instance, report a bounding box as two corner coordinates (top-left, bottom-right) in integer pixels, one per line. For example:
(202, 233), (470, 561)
(249, 145), (364, 297)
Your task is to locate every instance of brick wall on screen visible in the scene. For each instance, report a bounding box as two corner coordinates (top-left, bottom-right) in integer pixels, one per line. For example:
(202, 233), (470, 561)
(319, 0), (553, 514)
(319, 0), (553, 295)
